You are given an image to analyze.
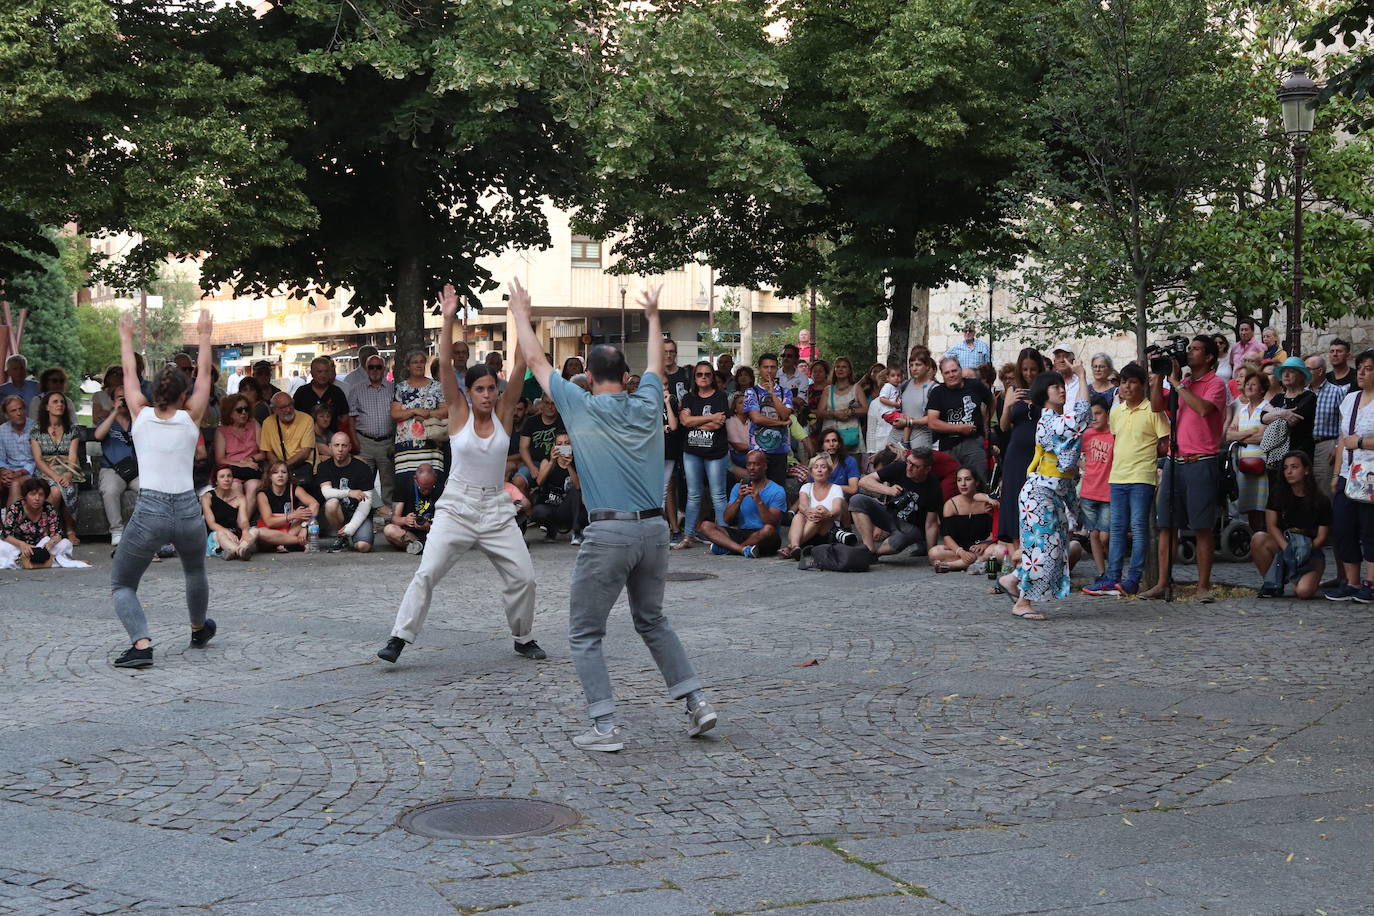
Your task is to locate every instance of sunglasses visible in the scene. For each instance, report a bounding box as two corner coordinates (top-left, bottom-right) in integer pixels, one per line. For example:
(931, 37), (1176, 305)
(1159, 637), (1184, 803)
(695, 371), (713, 377)
(366, 363), (384, 370)
(233, 406), (249, 414)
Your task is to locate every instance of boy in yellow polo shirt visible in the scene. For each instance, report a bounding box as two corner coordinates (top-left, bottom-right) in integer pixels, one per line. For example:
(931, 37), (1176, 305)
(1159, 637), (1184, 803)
(1083, 363), (1169, 596)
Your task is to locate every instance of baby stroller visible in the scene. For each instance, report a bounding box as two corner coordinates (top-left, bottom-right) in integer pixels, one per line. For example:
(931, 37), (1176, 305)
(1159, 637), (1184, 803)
(1176, 441), (1252, 564)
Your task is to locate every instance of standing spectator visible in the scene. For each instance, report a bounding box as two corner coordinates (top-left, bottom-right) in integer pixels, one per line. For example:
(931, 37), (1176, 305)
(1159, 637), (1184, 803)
(294, 356), (354, 443)
(661, 340), (690, 404)
(1308, 355), (1346, 498)
(94, 385), (139, 547)
(1078, 397), (1114, 579)
(0, 355), (40, 407)
(201, 465), (259, 561)
(817, 356), (867, 458)
(715, 353), (735, 392)
(29, 390), (82, 544)
(1084, 363), (1170, 597)
(349, 353), (397, 507)
(777, 344), (811, 398)
(316, 431), (376, 552)
(236, 376), (263, 422)
(383, 463), (439, 553)
(0, 396), (34, 504)
(339, 345), (380, 394)
(677, 361), (730, 549)
(510, 279), (716, 752)
(1253, 451), (1329, 599)
(1231, 321), (1264, 377)
(1261, 327), (1287, 363)
(889, 355), (936, 453)
(697, 450), (785, 557)
(661, 380), (683, 541)
(928, 467), (997, 572)
(531, 431), (583, 542)
(1213, 334), (1233, 381)
(849, 446), (943, 558)
(944, 323), (991, 371)
(860, 362), (887, 401)
(1325, 348), (1374, 602)
(797, 328), (814, 361)
(1261, 357), (1317, 462)
(779, 454), (845, 559)
(227, 365), (247, 395)
(255, 460), (316, 551)
(287, 369), (307, 395)
(1049, 343), (1083, 404)
(1087, 353), (1118, 406)
(561, 355), (585, 382)
(250, 360), (283, 422)
(258, 392), (316, 487)
(926, 357), (993, 483)
(1226, 370), (1270, 533)
(725, 393), (751, 481)
(1002, 368), (1089, 620)
(819, 430), (861, 496)
(865, 365), (903, 458)
(391, 350), (447, 493)
(214, 393), (264, 504)
(996, 348), (1046, 544)
(730, 365), (754, 398)
(1328, 338), (1354, 388)
(1147, 336), (1228, 602)
(744, 353), (794, 486)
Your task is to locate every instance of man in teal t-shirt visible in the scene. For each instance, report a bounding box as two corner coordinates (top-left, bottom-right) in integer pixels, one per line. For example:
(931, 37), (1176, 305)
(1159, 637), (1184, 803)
(509, 278), (717, 754)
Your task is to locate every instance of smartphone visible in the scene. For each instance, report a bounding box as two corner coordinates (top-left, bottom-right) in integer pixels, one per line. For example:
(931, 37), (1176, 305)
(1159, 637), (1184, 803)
(553, 444), (572, 458)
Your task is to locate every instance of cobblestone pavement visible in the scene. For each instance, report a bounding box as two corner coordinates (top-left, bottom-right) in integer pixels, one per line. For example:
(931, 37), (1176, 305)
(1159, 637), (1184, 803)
(1, 538), (1371, 915)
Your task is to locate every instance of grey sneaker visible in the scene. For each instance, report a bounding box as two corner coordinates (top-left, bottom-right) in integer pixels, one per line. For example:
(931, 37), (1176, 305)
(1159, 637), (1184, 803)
(688, 699), (718, 738)
(405, 538), (424, 555)
(572, 724), (624, 752)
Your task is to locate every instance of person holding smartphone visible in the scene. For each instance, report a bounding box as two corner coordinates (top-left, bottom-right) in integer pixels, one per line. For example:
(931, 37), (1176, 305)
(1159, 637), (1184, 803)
(996, 348), (1047, 544)
(532, 432), (584, 543)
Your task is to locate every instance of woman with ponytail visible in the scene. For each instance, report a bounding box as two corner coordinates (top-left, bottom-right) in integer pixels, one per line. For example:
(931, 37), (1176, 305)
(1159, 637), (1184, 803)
(109, 309), (218, 669)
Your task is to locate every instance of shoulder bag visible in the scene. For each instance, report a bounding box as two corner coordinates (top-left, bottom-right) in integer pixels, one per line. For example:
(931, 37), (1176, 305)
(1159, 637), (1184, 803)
(1344, 396), (1374, 503)
(828, 387), (863, 451)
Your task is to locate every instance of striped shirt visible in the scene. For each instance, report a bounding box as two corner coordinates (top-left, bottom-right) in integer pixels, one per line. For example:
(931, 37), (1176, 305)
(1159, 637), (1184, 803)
(1312, 379), (1349, 440)
(944, 339), (991, 369)
(348, 379), (397, 438)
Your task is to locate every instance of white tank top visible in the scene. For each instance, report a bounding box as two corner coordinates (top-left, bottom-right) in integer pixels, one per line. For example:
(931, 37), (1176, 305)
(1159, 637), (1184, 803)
(131, 408), (200, 494)
(447, 412), (509, 490)
(801, 481), (844, 514)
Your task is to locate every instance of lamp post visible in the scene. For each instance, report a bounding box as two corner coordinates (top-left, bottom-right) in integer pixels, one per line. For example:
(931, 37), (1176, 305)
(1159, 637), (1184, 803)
(1278, 64), (1319, 357)
(618, 277), (628, 345)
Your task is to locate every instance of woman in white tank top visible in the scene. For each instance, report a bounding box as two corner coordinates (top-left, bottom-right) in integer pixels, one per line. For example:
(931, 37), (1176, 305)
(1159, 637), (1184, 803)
(378, 284), (543, 665)
(110, 310), (219, 669)
(779, 453), (847, 559)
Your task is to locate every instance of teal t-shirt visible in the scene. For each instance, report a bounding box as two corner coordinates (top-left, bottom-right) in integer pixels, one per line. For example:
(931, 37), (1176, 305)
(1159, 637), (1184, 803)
(548, 371), (665, 513)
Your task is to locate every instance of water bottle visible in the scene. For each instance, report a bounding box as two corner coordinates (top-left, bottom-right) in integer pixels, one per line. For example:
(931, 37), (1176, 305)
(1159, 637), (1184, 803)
(306, 516), (320, 553)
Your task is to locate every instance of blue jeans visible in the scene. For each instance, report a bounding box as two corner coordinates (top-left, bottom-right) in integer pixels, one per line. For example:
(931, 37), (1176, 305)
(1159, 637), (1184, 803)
(681, 453), (729, 538)
(111, 489), (209, 644)
(568, 517), (703, 721)
(1107, 483), (1154, 584)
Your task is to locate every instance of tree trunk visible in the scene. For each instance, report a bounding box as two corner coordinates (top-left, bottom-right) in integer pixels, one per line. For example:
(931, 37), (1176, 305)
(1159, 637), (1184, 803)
(888, 275), (914, 367)
(394, 251), (428, 361)
(1134, 274), (1149, 364)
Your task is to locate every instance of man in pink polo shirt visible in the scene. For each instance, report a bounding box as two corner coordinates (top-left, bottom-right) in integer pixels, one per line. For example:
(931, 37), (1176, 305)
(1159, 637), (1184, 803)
(1147, 335), (1228, 602)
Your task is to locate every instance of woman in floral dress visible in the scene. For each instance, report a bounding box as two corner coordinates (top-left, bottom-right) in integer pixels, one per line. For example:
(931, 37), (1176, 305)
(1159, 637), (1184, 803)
(1004, 365), (1089, 620)
(391, 350), (447, 495)
(29, 390), (83, 543)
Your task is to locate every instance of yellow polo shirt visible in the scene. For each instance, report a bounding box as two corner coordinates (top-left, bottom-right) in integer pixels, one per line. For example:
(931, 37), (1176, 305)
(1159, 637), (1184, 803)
(258, 412), (316, 464)
(1108, 399), (1170, 486)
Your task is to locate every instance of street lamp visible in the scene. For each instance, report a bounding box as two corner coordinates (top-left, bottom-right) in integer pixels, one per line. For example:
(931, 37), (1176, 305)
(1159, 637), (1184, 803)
(1278, 64), (1319, 357)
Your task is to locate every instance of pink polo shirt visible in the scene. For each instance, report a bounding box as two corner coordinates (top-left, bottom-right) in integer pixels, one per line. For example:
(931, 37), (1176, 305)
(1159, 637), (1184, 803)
(1177, 370), (1227, 457)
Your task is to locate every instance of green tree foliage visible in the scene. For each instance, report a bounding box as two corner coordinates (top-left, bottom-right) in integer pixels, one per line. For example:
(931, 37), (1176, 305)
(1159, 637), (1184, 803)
(1305, 1), (1374, 130)
(1006, 0), (1254, 362)
(76, 305), (121, 380)
(7, 236), (82, 395)
(142, 272), (194, 371)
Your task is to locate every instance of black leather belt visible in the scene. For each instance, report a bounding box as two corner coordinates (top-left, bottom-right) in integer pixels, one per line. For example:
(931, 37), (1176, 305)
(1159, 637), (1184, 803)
(359, 432), (392, 441)
(588, 508), (663, 522)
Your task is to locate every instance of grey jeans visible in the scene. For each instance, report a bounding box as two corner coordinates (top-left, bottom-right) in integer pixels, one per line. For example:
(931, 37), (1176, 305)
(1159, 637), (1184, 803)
(111, 489), (208, 644)
(568, 517), (703, 721)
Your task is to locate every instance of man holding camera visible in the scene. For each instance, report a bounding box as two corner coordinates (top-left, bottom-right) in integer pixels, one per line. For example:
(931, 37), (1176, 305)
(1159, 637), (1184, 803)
(1148, 336), (1228, 602)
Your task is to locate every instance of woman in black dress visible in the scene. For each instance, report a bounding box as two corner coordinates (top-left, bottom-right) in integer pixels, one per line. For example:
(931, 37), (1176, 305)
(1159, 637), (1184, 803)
(996, 348), (1046, 544)
(931, 467), (999, 572)
(201, 465), (259, 560)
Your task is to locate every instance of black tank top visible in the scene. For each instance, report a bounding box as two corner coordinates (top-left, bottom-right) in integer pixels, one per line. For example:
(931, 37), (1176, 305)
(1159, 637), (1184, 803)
(209, 492), (241, 535)
(264, 487), (294, 518)
(940, 510), (993, 549)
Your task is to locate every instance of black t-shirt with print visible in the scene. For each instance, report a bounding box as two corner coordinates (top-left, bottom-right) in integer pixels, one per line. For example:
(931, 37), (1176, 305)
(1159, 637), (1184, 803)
(315, 457), (376, 496)
(519, 415), (566, 466)
(681, 390), (730, 459)
(876, 462), (943, 525)
(399, 482), (438, 527)
(926, 380), (993, 449)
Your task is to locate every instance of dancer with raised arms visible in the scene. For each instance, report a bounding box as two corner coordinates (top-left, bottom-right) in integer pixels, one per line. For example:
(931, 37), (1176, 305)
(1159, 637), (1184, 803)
(377, 284), (543, 664)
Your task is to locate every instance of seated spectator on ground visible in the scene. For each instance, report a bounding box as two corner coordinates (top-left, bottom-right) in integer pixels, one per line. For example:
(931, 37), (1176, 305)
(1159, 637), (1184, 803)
(531, 431), (584, 543)
(0, 355), (41, 407)
(928, 467), (998, 572)
(0, 477), (84, 569)
(258, 391), (316, 486)
(1252, 451), (1330, 599)
(201, 465), (259, 561)
(93, 385), (139, 548)
(255, 459), (318, 552)
(214, 393), (265, 505)
(698, 449), (785, 557)
(849, 446), (942, 558)
(315, 431), (376, 553)
(779, 454), (846, 559)
(504, 398), (530, 492)
(0, 395), (34, 505)
(818, 430), (861, 497)
(517, 393), (565, 488)
(384, 463), (439, 553)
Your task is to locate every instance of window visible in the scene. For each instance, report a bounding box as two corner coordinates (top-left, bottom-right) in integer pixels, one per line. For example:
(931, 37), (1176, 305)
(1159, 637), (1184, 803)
(571, 234), (601, 268)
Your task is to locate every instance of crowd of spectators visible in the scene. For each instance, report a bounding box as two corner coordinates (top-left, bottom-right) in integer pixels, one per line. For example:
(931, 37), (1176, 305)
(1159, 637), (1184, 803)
(2, 319), (1373, 610)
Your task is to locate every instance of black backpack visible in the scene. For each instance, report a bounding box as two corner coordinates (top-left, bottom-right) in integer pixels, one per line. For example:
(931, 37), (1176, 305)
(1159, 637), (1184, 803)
(798, 544), (875, 572)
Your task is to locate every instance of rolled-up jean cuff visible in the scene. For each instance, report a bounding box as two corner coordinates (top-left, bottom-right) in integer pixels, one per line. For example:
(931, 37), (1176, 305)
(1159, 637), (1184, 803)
(587, 698), (617, 720)
(667, 676), (704, 701)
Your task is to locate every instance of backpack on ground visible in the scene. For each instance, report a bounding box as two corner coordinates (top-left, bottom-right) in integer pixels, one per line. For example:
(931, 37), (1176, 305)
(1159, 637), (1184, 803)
(798, 544), (875, 572)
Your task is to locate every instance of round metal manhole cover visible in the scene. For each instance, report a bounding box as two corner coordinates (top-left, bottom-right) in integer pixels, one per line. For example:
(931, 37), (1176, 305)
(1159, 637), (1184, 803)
(664, 571), (718, 582)
(396, 798), (580, 839)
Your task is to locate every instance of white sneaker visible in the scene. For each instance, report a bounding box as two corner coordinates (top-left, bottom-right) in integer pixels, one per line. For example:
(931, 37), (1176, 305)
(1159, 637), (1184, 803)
(405, 539), (424, 555)
(570, 534), (584, 546)
(687, 700), (718, 737)
(110, 530), (122, 548)
(572, 724), (624, 752)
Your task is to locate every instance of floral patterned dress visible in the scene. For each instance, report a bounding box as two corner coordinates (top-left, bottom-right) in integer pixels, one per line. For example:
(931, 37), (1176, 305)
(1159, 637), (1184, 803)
(0, 500), (61, 545)
(1016, 400), (1090, 602)
(392, 378), (445, 477)
(29, 426), (82, 510)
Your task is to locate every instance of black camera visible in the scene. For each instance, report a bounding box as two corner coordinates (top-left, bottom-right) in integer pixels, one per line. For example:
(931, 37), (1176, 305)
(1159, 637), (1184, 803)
(1146, 335), (1189, 375)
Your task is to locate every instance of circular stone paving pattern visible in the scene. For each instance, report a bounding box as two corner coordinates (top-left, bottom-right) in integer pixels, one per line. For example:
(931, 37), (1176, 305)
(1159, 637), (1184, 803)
(395, 798), (581, 839)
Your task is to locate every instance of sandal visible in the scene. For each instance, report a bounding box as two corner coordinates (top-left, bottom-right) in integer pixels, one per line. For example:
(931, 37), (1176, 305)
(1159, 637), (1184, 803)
(778, 546), (796, 560)
(1011, 608), (1047, 621)
(935, 562), (952, 573)
(671, 538), (694, 551)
